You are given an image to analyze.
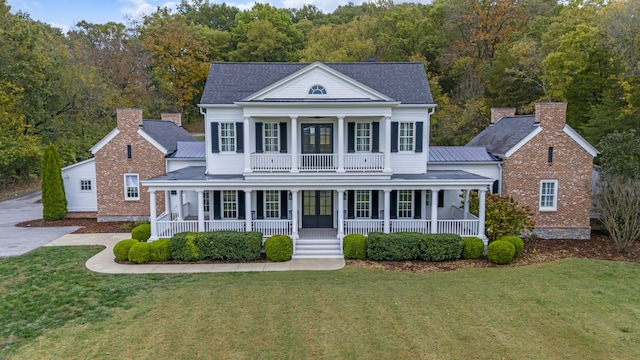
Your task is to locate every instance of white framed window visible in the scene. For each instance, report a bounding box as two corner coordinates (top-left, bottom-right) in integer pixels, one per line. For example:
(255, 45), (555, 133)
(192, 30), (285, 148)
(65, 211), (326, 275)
(222, 190), (237, 218)
(356, 123), (371, 152)
(264, 123), (279, 153)
(265, 190), (280, 219)
(124, 174), (139, 200)
(399, 122), (414, 151)
(539, 180), (558, 211)
(308, 84), (327, 95)
(356, 190), (370, 218)
(425, 190), (432, 206)
(80, 179), (92, 191)
(203, 191), (210, 213)
(220, 122), (236, 152)
(397, 190), (413, 218)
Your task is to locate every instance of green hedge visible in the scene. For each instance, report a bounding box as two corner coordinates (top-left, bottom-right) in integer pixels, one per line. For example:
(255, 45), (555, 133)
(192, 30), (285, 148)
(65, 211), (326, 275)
(418, 234), (464, 262)
(487, 241), (515, 265)
(462, 237), (485, 259)
(170, 231), (262, 262)
(264, 235), (293, 262)
(367, 232), (463, 262)
(131, 224), (151, 242)
(343, 234), (367, 260)
(498, 236), (524, 257)
(128, 242), (151, 264)
(113, 239), (139, 261)
(149, 239), (171, 262)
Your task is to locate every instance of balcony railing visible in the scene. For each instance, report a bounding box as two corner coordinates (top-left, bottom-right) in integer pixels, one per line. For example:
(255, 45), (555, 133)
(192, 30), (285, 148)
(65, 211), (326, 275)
(390, 219), (431, 233)
(298, 154), (337, 171)
(252, 219), (293, 237)
(250, 153), (384, 172)
(251, 154), (291, 171)
(344, 219), (384, 236)
(344, 153), (384, 171)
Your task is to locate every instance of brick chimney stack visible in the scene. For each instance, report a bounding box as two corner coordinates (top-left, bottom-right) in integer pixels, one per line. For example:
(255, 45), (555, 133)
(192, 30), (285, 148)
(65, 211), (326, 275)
(490, 108), (516, 124)
(116, 108), (143, 133)
(161, 113), (182, 127)
(535, 102), (567, 130)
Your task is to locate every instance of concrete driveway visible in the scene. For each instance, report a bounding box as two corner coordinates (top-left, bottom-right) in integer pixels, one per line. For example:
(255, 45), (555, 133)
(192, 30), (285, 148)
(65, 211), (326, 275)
(0, 191), (79, 257)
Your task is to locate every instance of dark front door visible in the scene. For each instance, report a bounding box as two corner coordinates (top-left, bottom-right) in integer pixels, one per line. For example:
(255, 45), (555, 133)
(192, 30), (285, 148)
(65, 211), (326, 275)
(301, 124), (333, 169)
(302, 190), (333, 228)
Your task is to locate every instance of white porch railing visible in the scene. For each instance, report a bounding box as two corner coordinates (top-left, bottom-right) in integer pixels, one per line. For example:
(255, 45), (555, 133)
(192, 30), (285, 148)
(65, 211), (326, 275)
(206, 220), (245, 232)
(438, 220), (479, 236)
(344, 153), (384, 171)
(449, 205), (479, 220)
(251, 154), (291, 171)
(157, 220), (198, 238)
(298, 154), (337, 171)
(252, 219), (293, 237)
(390, 219), (431, 233)
(344, 219), (384, 235)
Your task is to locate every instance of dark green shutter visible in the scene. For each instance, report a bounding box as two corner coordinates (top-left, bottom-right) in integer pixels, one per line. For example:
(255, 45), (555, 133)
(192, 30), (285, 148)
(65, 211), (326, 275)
(279, 123), (287, 153)
(390, 190), (397, 219)
(280, 191), (288, 219)
(255, 122), (263, 153)
(372, 122), (380, 152)
(238, 191), (245, 219)
(236, 122), (244, 153)
(347, 122), (355, 153)
(414, 190), (422, 219)
(391, 122), (398, 153)
(371, 190), (379, 219)
(211, 122), (219, 153)
(415, 122), (423, 153)
(347, 190), (355, 219)
(438, 190), (444, 208)
(256, 191), (264, 219)
(213, 191), (221, 219)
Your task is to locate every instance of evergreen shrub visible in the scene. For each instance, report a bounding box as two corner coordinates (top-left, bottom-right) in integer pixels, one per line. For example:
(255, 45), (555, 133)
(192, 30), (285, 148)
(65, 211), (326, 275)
(367, 232), (421, 261)
(113, 239), (139, 261)
(170, 232), (203, 261)
(462, 237), (485, 259)
(128, 242), (151, 264)
(264, 235), (293, 262)
(418, 234), (463, 262)
(498, 236), (524, 257)
(131, 224), (151, 242)
(343, 234), (367, 260)
(41, 144), (67, 221)
(487, 241), (515, 265)
(149, 239), (171, 262)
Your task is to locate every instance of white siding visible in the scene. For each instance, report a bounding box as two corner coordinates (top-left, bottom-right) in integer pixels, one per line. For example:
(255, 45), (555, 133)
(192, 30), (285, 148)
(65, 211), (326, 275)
(166, 159), (205, 172)
(389, 107), (429, 174)
(428, 163), (500, 182)
(206, 107), (244, 174)
(62, 159), (97, 212)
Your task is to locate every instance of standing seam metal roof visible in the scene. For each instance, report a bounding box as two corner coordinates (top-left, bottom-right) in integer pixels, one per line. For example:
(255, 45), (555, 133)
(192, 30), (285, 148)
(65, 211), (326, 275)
(429, 146), (498, 162)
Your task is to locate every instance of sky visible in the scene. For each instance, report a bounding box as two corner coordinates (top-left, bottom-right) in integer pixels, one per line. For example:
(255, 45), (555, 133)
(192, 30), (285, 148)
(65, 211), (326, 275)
(6, 0), (386, 33)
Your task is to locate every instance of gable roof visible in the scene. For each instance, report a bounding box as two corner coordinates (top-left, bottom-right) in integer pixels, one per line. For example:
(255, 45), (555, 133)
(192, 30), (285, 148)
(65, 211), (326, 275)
(466, 116), (538, 157)
(200, 62), (433, 105)
(140, 120), (196, 155)
(429, 146), (499, 163)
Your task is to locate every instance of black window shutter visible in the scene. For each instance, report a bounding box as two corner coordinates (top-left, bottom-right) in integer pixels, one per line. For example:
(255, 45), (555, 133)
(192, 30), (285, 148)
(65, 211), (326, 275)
(213, 191), (221, 219)
(236, 122), (244, 153)
(390, 190), (397, 219)
(415, 122), (423, 153)
(347, 190), (355, 219)
(438, 189), (444, 208)
(211, 122), (219, 153)
(492, 180), (500, 194)
(256, 191), (264, 219)
(238, 191), (245, 219)
(347, 122), (355, 153)
(280, 191), (288, 219)
(372, 122), (380, 152)
(414, 190), (422, 219)
(255, 122), (263, 153)
(391, 122), (399, 153)
(548, 147), (554, 163)
(127, 145), (132, 159)
(371, 190), (379, 219)
(279, 122), (287, 153)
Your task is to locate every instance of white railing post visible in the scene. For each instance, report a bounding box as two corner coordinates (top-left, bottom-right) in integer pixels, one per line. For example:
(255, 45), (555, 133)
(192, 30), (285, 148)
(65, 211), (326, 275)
(383, 189), (391, 233)
(149, 189), (158, 241)
(338, 116), (345, 172)
(245, 190), (252, 231)
(290, 116), (298, 173)
(291, 190), (299, 254)
(177, 190), (184, 220)
(197, 190), (205, 232)
(478, 188), (487, 241)
(463, 189), (470, 219)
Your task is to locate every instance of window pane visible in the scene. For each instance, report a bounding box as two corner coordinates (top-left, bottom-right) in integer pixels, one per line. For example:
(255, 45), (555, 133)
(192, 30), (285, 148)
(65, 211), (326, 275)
(356, 123), (371, 152)
(125, 175), (139, 199)
(265, 190), (280, 218)
(399, 122), (414, 151)
(397, 190), (413, 218)
(223, 190), (237, 218)
(220, 123), (235, 152)
(264, 123), (279, 153)
(356, 190), (370, 218)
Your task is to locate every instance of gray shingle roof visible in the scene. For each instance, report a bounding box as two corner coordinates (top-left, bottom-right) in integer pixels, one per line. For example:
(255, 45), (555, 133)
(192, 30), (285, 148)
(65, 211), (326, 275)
(200, 62), (433, 105)
(171, 141), (206, 158)
(429, 146), (498, 162)
(466, 116), (537, 157)
(141, 120), (196, 154)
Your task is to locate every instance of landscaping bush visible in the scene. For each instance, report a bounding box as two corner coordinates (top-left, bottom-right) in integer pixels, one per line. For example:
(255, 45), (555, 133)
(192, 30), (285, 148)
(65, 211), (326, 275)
(418, 234), (463, 262)
(264, 235), (293, 262)
(367, 232), (421, 261)
(131, 223), (151, 242)
(41, 144), (67, 221)
(487, 241), (515, 265)
(462, 237), (485, 259)
(343, 234), (367, 260)
(198, 231), (262, 261)
(113, 239), (139, 261)
(170, 232), (203, 261)
(128, 242), (151, 264)
(149, 239), (171, 262)
(498, 236), (524, 257)
(466, 192), (535, 241)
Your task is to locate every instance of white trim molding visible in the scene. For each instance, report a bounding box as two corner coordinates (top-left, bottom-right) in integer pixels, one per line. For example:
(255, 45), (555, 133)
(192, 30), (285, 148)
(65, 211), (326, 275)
(539, 179), (558, 211)
(137, 129), (168, 155)
(563, 125), (599, 157)
(504, 126), (542, 158)
(90, 129), (119, 154)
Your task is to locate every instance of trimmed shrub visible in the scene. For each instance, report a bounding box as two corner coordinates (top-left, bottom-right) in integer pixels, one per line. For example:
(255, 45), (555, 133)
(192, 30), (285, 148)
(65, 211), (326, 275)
(170, 232), (203, 261)
(343, 234), (367, 260)
(264, 235), (293, 262)
(418, 234), (463, 262)
(462, 237), (485, 259)
(198, 231), (262, 261)
(41, 144), (67, 221)
(131, 224), (151, 242)
(149, 239), (171, 262)
(487, 241), (515, 265)
(367, 232), (421, 261)
(113, 239), (139, 261)
(128, 242), (151, 264)
(498, 236), (524, 257)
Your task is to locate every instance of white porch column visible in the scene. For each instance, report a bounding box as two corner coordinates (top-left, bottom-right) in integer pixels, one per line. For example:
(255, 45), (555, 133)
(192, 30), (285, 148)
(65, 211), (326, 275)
(337, 116), (345, 172)
(430, 188), (439, 234)
(244, 189), (252, 231)
(337, 189), (345, 238)
(243, 116), (252, 173)
(463, 190), (470, 220)
(478, 188), (487, 240)
(291, 190), (299, 254)
(384, 116), (392, 173)
(383, 189), (391, 233)
(165, 190), (171, 220)
(421, 190), (427, 220)
(197, 190), (205, 232)
(290, 116), (299, 173)
(177, 190), (184, 220)
(149, 190), (158, 241)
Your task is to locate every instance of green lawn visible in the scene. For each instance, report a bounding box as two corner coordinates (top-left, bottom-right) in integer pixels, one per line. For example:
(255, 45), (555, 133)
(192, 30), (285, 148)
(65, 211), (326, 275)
(2, 247), (640, 359)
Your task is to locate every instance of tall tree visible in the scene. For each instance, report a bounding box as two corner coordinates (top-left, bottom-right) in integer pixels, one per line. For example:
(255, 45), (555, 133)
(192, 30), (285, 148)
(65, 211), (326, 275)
(41, 144), (67, 221)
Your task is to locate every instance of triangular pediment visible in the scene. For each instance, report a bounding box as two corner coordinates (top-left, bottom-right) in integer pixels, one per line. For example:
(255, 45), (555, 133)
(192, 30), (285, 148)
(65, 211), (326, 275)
(242, 62), (393, 102)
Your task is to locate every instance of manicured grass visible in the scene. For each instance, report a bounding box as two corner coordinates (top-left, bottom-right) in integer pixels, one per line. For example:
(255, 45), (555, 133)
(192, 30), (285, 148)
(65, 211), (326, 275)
(2, 247), (640, 359)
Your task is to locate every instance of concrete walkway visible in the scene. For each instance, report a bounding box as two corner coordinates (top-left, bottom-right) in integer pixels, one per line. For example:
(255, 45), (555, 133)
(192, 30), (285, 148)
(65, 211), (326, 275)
(46, 234), (346, 274)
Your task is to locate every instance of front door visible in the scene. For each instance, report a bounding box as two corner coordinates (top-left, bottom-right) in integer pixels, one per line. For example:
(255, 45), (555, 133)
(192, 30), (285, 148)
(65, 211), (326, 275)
(301, 124), (333, 169)
(302, 190), (333, 228)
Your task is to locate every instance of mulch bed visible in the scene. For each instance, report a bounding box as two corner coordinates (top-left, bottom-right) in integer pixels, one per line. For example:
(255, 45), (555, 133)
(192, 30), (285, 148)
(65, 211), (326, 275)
(16, 217), (640, 272)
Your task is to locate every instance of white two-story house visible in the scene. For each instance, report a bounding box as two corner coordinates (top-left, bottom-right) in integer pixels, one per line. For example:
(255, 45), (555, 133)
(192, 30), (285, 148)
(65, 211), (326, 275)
(140, 62), (499, 257)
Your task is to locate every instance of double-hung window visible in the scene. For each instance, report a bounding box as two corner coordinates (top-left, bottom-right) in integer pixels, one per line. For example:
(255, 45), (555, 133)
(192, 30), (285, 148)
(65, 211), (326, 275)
(124, 174), (139, 200)
(539, 180), (558, 211)
(356, 123), (371, 152)
(222, 190), (237, 218)
(356, 190), (370, 218)
(264, 190), (280, 219)
(220, 122), (236, 152)
(399, 122), (414, 151)
(264, 123), (279, 153)
(397, 190), (413, 218)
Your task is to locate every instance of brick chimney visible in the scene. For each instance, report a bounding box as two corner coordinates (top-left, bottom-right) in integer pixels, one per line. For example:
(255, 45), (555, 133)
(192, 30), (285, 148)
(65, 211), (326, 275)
(161, 112), (182, 127)
(116, 108), (143, 133)
(535, 102), (567, 130)
(490, 108), (516, 124)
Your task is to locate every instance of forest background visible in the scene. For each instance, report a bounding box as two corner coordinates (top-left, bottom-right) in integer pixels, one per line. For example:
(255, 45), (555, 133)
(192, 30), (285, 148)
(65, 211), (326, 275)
(1, 0), (639, 190)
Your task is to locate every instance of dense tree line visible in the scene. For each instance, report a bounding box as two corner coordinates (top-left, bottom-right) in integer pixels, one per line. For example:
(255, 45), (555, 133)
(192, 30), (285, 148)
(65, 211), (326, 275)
(1, 0), (639, 190)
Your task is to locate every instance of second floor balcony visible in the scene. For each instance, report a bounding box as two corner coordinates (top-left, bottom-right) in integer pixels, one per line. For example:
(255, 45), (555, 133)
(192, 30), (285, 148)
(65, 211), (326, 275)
(250, 152), (385, 172)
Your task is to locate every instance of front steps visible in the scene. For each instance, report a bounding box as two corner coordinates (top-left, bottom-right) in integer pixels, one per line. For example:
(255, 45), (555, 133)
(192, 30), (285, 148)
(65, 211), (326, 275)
(293, 238), (343, 259)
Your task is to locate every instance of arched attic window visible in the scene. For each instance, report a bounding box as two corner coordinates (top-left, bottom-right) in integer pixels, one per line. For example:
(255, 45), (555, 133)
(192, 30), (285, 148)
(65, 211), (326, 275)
(308, 84), (327, 95)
